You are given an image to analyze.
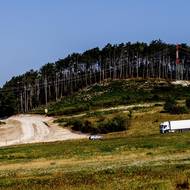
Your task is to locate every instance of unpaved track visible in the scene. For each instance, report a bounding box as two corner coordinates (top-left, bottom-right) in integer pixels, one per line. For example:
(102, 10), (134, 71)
(61, 102), (164, 119)
(0, 115), (88, 147)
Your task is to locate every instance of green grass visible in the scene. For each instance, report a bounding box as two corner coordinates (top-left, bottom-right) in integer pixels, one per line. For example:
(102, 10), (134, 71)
(1, 132), (190, 189)
(1, 164), (190, 190)
(2, 109), (190, 189)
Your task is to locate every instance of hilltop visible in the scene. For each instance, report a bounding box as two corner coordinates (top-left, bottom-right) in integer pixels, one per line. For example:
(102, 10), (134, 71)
(1, 40), (190, 117)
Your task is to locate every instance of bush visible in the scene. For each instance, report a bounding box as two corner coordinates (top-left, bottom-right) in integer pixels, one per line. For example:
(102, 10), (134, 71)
(96, 115), (129, 134)
(163, 97), (189, 114)
(66, 115), (129, 134)
(68, 119), (84, 131)
(164, 97), (176, 113)
(81, 120), (96, 133)
(68, 119), (99, 134)
(0, 121), (5, 125)
(186, 98), (190, 109)
(171, 106), (189, 114)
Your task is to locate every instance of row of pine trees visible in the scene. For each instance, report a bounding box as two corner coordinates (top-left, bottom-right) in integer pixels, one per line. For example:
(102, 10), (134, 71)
(0, 40), (190, 116)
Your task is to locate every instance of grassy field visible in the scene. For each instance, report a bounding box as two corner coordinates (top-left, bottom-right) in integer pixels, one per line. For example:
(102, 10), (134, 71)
(1, 105), (190, 189)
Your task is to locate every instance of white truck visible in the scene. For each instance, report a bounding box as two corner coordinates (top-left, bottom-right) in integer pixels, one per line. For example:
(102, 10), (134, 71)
(160, 120), (190, 134)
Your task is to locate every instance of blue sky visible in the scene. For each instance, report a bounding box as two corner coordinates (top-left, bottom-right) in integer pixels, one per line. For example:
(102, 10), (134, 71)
(0, 0), (190, 86)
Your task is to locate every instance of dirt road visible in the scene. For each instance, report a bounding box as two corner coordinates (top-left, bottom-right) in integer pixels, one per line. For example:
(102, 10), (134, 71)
(0, 115), (88, 147)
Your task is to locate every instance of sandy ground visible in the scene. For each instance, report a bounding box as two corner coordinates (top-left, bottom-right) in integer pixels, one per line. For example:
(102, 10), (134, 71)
(171, 80), (190, 87)
(0, 115), (88, 147)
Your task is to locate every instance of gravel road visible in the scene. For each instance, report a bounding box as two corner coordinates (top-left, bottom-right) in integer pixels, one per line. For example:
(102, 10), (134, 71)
(0, 115), (88, 147)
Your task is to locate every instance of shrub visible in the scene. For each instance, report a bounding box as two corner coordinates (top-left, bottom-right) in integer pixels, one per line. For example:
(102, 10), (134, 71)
(69, 119), (99, 134)
(163, 97), (189, 114)
(171, 106), (189, 115)
(164, 97), (176, 113)
(96, 115), (129, 134)
(81, 120), (95, 133)
(151, 94), (160, 101)
(0, 121), (5, 125)
(186, 98), (190, 109)
(66, 115), (129, 134)
(68, 119), (83, 131)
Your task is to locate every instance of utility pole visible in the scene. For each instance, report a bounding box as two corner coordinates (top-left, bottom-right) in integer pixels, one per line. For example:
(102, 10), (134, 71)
(24, 85), (27, 113)
(176, 44), (180, 80)
(20, 92), (23, 113)
(176, 44), (180, 65)
(36, 78), (40, 106)
(44, 76), (48, 106)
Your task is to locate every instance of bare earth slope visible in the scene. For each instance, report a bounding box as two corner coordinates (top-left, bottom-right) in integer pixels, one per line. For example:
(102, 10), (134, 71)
(0, 115), (88, 147)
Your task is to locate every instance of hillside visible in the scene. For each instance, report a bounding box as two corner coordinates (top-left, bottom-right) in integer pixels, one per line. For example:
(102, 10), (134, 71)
(32, 79), (190, 116)
(1, 40), (190, 117)
(1, 41), (190, 189)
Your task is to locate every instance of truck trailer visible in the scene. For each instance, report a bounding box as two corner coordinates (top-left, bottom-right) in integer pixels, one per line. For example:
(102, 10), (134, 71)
(160, 120), (190, 134)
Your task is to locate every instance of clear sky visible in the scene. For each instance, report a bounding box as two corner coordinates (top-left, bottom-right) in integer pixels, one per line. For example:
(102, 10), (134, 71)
(0, 0), (190, 86)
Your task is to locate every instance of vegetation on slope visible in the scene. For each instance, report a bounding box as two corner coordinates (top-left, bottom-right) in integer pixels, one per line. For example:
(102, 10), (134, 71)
(56, 114), (130, 134)
(163, 97), (189, 114)
(32, 79), (190, 116)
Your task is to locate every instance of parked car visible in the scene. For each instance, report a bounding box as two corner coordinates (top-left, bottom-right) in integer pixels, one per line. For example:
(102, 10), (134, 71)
(89, 135), (103, 140)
